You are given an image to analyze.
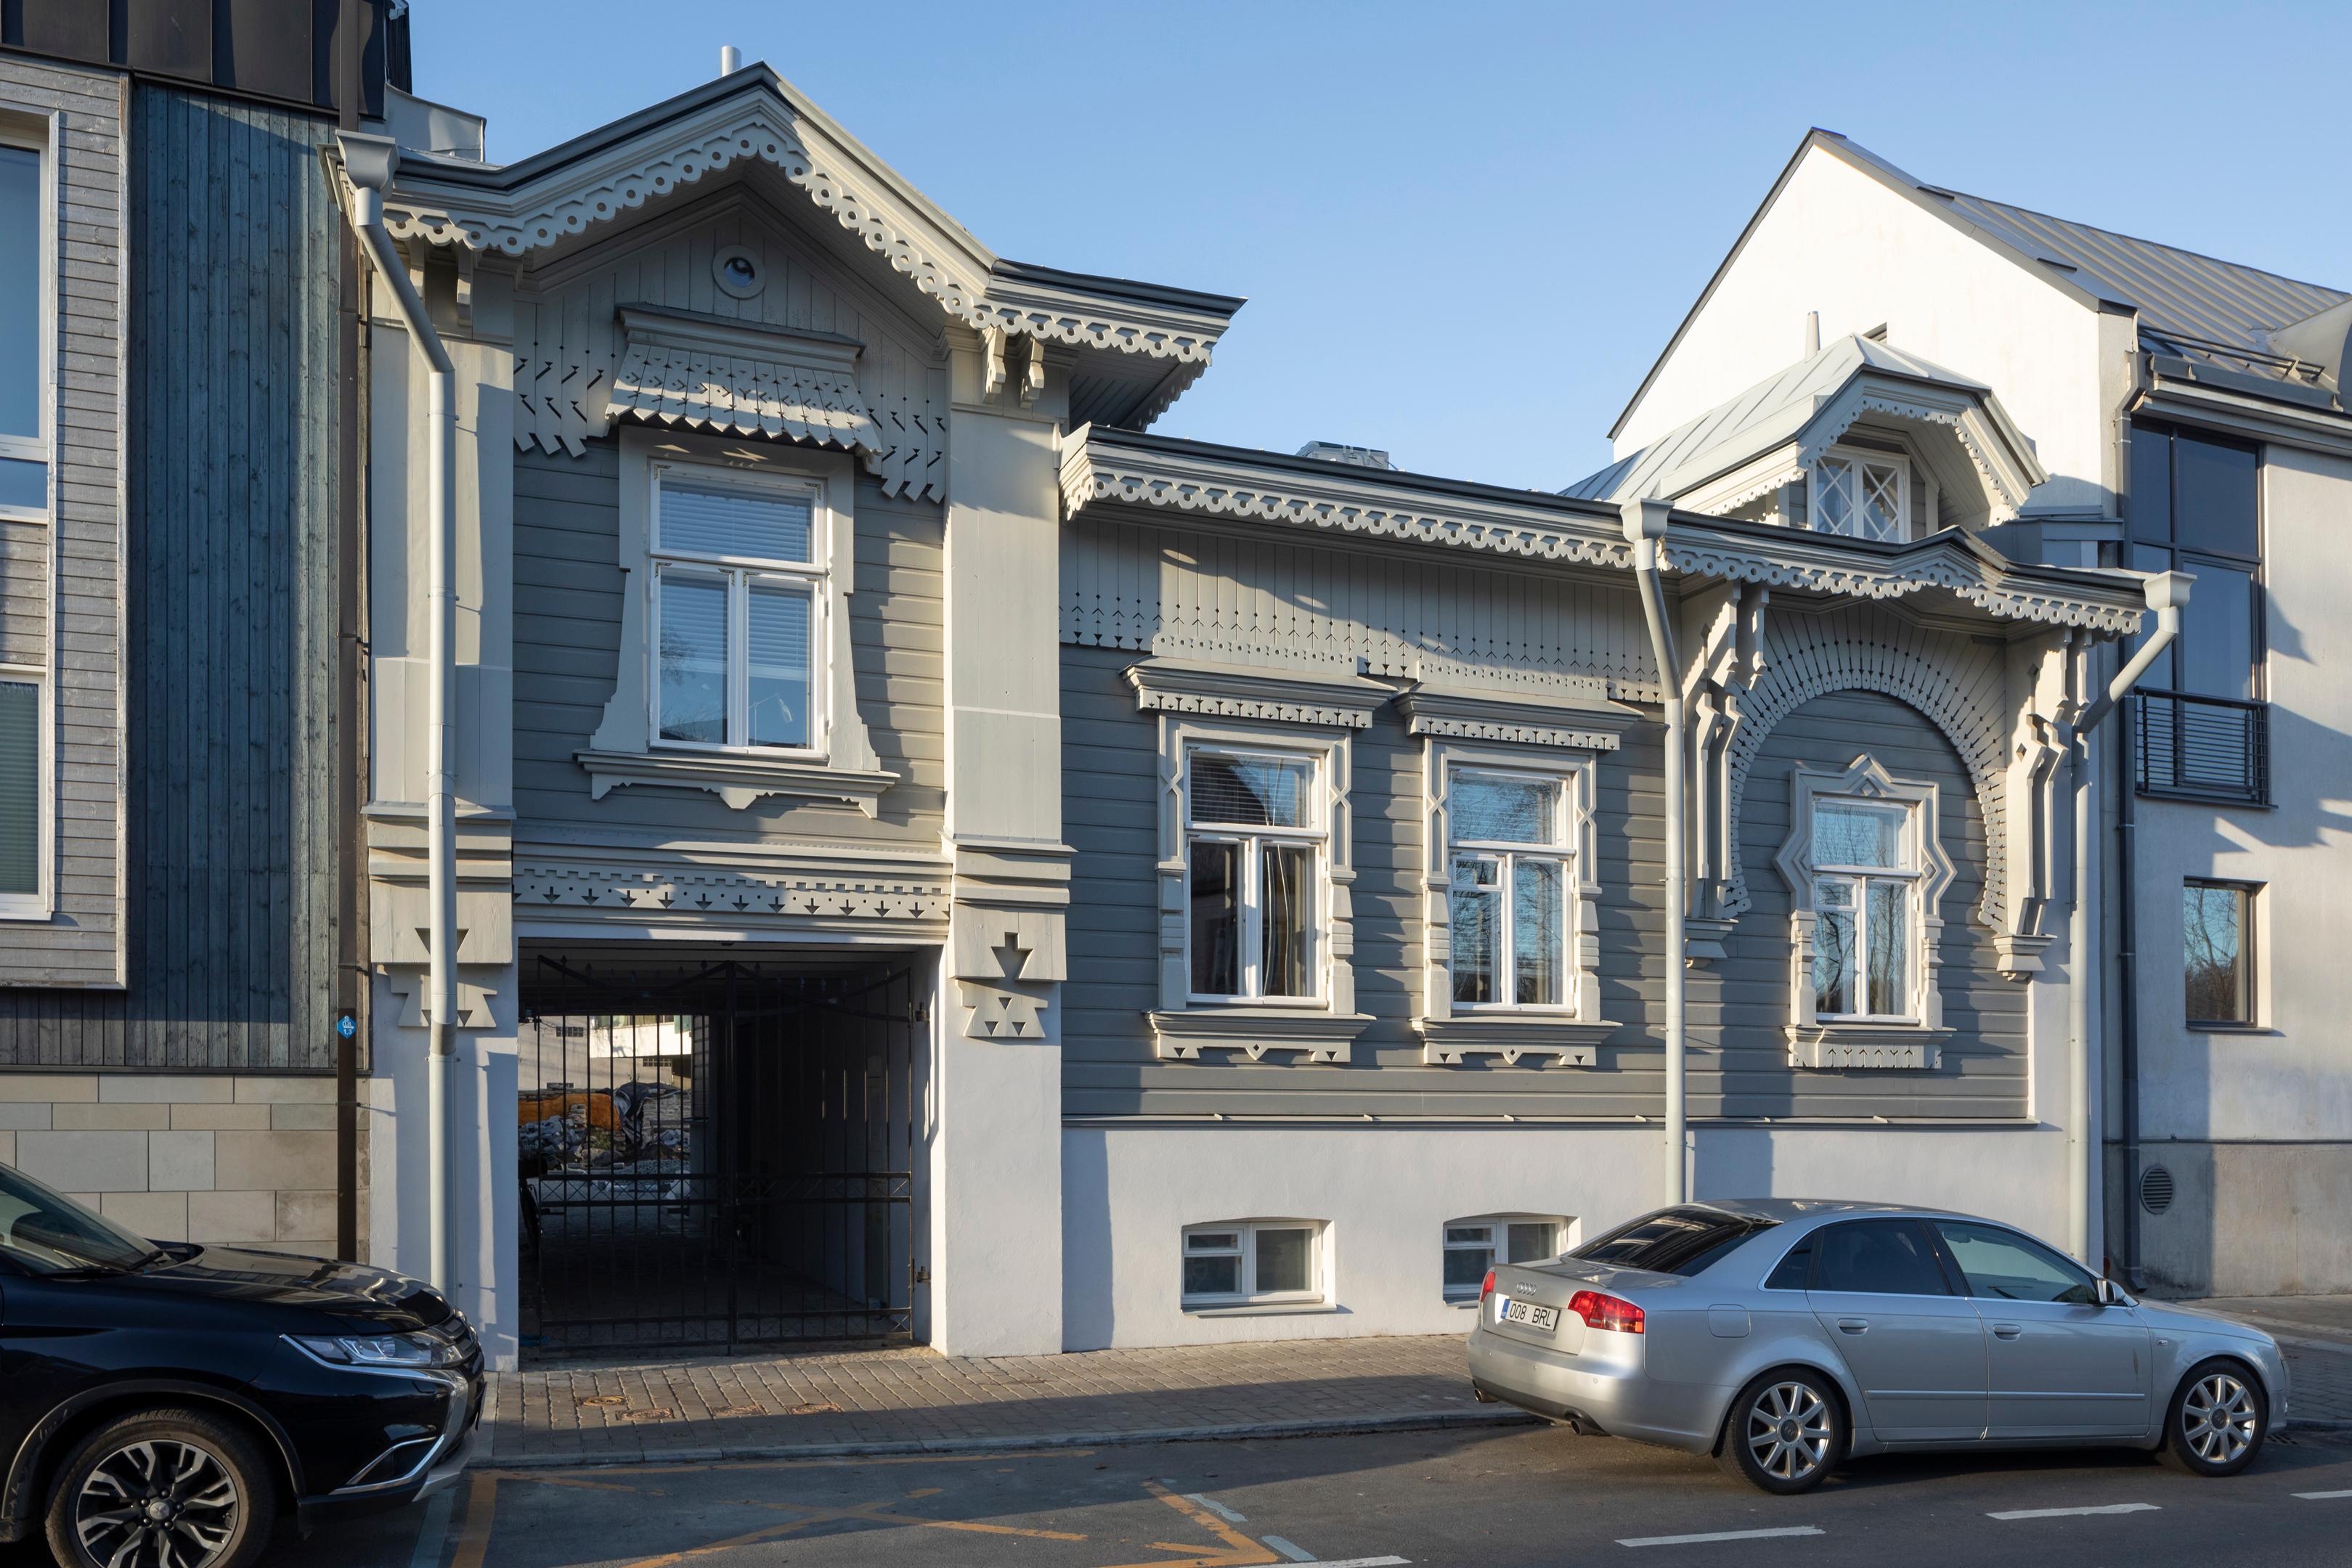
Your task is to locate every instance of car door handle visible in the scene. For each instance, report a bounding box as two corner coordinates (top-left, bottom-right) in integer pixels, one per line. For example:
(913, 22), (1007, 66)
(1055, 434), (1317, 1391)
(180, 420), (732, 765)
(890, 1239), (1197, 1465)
(1991, 1324), (2022, 1339)
(1836, 1318), (1868, 1334)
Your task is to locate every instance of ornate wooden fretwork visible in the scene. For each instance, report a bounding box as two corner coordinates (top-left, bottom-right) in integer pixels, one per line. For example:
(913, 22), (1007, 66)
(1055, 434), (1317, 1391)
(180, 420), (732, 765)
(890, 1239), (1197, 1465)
(365, 92), (1222, 364)
(515, 860), (951, 927)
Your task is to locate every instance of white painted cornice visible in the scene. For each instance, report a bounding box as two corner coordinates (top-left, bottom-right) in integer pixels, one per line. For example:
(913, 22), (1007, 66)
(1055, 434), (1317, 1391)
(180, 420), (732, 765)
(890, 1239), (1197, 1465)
(344, 78), (1233, 369)
(1125, 658), (1395, 730)
(1065, 429), (2152, 635)
(1063, 430), (1636, 568)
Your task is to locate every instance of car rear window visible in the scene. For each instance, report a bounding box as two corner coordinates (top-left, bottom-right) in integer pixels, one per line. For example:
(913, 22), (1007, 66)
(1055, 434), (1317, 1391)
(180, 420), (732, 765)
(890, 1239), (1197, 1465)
(1568, 1206), (1778, 1277)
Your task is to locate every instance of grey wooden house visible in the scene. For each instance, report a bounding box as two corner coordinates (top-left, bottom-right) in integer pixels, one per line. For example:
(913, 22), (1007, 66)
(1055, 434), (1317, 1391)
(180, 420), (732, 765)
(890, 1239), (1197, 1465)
(341, 57), (2167, 1363)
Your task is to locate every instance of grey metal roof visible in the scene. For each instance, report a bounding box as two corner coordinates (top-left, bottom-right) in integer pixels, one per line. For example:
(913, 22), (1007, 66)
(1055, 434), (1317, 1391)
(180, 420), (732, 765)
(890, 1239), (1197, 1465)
(1933, 190), (2345, 355)
(1563, 334), (1986, 503)
(1612, 131), (2349, 440)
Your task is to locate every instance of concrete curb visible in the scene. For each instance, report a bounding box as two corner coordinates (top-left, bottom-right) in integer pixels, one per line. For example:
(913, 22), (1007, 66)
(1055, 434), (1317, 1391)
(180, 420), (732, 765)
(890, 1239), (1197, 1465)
(481, 1404), (1538, 1471)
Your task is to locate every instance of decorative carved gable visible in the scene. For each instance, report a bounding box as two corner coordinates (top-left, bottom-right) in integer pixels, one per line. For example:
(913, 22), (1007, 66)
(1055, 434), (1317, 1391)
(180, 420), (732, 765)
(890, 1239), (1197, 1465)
(511, 194), (948, 500)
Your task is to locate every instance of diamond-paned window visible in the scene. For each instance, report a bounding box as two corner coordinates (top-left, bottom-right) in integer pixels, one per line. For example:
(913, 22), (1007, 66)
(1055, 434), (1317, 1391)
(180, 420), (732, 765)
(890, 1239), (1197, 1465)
(1812, 448), (1909, 542)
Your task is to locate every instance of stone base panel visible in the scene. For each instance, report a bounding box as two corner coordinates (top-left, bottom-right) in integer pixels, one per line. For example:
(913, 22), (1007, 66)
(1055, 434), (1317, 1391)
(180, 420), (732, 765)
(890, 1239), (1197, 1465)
(0, 1075), (358, 1254)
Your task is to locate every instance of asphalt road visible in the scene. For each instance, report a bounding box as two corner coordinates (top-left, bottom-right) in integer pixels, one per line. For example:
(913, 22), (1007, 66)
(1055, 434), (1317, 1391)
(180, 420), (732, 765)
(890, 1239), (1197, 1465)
(33, 1423), (2352, 1568)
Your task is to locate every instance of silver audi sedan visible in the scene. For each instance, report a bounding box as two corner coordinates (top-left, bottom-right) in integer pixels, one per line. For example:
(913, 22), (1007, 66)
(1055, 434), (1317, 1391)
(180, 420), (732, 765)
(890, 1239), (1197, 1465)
(1467, 1199), (2289, 1493)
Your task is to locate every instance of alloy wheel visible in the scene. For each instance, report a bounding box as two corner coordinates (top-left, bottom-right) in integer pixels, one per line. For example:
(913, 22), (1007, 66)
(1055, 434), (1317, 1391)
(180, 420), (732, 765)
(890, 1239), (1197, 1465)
(73, 1439), (241, 1568)
(2180, 1372), (2259, 1466)
(1744, 1380), (1834, 1482)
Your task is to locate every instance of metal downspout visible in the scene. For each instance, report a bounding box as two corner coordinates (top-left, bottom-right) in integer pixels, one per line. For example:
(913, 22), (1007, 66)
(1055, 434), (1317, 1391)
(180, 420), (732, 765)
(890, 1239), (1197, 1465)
(2068, 569), (2191, 1269)
(1623, 499), (1685, 1205)
(2115, 703), (2142, 1286)
(338, 136), (459, 1295)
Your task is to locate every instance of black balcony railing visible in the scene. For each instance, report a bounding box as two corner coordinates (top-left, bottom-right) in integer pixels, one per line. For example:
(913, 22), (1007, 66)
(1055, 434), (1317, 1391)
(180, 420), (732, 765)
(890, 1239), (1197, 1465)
(2135, 690), (2268, 805)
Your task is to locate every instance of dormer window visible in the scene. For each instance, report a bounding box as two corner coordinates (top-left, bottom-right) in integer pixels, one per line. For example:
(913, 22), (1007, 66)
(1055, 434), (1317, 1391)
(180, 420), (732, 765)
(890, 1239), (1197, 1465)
(1810, 446), (1909, 541)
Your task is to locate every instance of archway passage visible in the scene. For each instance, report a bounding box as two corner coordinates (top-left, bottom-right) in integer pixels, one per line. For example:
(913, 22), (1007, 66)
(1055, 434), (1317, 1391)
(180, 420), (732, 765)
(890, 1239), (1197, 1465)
(516, 949), (922, 1357)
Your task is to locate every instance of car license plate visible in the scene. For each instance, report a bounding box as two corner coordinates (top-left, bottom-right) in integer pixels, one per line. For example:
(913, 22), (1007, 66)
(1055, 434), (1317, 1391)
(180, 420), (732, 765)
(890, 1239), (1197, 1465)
(1498, 1297), (1558, 1332)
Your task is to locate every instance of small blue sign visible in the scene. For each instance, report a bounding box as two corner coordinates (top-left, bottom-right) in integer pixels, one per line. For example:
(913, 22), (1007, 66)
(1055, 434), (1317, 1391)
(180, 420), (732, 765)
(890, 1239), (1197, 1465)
(335, 1012), (358, 1040)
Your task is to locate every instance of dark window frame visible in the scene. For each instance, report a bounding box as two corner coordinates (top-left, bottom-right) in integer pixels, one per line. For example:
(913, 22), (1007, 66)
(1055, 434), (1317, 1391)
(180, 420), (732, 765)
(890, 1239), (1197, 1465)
(2127, 421), (2269, 806)
(2183, 878), (2259, 1029)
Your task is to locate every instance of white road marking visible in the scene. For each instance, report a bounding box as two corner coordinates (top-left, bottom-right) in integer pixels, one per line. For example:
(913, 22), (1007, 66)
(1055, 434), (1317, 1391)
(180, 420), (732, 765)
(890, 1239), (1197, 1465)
(1619, 1526), (1826, 1547)
(1261, 1537), (1317, 1562)
(2295, 1490), (2352, 1500)
(1185, 1493), (1248, 1523)
(407, 1487), (456, 1568)
(1986, 1503), (2161, 1520)
(1303, 1559), (1412, 1567)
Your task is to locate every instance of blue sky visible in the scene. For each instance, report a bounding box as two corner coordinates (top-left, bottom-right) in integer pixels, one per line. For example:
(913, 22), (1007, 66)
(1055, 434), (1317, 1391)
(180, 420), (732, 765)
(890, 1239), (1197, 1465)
(415, 1), (2351, 490)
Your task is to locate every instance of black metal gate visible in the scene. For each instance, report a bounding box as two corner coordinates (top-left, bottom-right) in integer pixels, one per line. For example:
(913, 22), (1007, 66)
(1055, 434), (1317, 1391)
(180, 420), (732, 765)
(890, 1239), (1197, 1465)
(517, 957), (919, 1355)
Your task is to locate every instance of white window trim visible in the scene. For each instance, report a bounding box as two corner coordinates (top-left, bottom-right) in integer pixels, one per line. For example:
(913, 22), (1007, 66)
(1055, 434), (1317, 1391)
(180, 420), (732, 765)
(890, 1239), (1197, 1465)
(1441, 764), (1579, 1015)
(1809, 444), (1911, 542)
(1774, 755), (1955, 1069)
(646, 463), (829, 756)
(1130, 658), (1385, 1066)
(1441, 1212), (1568, 1304)
(1413, 732), (1619, 1066)
(1181, 1219), (1330, 1312)
(0, 115), (57, 924)
(582, 427), (891, 814)
(0, 663), (51, 921)
(1181, 744), (1327, 1007)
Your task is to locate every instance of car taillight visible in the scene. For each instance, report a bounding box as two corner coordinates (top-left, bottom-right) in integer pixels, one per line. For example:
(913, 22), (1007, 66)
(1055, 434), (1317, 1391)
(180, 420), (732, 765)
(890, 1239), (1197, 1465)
(1478, 1269), (1496, 1305)
(1568, 1289), (1645, 1334)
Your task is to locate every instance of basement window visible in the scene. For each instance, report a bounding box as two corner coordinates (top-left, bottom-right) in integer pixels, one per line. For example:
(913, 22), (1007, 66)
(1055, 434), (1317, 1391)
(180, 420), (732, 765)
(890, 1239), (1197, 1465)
(1181, 1220), (1326, 1310)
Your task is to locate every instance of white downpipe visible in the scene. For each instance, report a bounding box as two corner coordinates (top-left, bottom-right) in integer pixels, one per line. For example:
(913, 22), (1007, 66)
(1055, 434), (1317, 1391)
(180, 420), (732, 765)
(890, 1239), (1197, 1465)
(2065, 570), (2189, 1267)
(340, 138), (460, 1294)
(1622, 499), (1685, 1205)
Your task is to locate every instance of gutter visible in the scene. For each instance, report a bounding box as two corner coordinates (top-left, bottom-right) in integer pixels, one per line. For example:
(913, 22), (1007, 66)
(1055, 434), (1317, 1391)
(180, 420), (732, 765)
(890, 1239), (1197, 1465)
(338, 133), (459, 1295)
(1622, 499), (1687, 1204)
(2065, 568), (2190, 1268)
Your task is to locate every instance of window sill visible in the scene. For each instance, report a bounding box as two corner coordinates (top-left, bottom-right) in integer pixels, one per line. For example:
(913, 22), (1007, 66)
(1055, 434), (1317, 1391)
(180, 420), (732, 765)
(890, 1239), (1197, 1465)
(1783, 1025), (1951, 1070)
(1149, 1008), (1370, 1064)
(1184, 1301), (1342, 1319)
(1416, 1016), (1619, 1066)
(2185, 1022), (2276, 1036)
(576, 747), (898, 815)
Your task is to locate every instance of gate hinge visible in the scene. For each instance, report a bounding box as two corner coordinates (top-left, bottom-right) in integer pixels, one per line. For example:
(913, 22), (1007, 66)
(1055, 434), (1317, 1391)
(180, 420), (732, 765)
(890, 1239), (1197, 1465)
(911, 1264), (931, 1286)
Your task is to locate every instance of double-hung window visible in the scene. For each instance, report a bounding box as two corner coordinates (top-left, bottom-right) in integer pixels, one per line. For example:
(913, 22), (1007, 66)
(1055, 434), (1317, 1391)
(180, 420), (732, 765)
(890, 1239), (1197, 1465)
(1809, 796), (1920, 1021)
(1187, 750), (1322, 1002)
(651, 469), (825, 754)
(1810, 446), (1908, 542)
(1447, 769), (1570, 1008)
(1181, 1220), (1324, 1308)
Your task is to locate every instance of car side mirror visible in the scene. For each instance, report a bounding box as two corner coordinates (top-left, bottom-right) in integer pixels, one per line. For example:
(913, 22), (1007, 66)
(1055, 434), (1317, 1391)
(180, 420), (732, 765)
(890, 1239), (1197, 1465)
(2096, 1278), (2134, 1308)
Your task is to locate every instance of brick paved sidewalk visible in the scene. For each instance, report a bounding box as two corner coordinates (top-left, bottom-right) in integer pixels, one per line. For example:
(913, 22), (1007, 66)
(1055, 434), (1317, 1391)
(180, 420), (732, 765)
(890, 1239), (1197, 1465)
(484, 1334), (1522, 1468)
(2178, 1295), (2352, 1429)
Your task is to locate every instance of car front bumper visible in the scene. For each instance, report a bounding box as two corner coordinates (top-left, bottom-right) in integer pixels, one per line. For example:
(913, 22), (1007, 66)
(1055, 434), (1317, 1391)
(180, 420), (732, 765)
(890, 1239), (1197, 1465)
(1468, 1320), (1725, 1455)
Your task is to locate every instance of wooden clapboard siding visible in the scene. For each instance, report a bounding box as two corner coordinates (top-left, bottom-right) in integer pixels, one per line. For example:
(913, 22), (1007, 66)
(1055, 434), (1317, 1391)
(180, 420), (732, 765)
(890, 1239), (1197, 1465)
(0, 55), (123, 989)
(0, 84), (345, 1069)
(511, 440), (946, 850)
(1060, 658), (2026, 1122)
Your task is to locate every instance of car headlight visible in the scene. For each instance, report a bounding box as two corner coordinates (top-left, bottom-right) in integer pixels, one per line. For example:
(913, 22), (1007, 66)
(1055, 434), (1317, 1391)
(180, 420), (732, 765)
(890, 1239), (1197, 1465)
(292, 1331), (463, 1369)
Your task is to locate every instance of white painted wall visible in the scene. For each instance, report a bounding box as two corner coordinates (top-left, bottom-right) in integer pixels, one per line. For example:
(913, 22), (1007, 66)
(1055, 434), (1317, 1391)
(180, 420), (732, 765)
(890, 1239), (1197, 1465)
(2132, 444), (2352, 1147)
(366, 968), (522, 1371)
(1618, 147), (2108, 513)
(1062, 1122), (2073, 1350)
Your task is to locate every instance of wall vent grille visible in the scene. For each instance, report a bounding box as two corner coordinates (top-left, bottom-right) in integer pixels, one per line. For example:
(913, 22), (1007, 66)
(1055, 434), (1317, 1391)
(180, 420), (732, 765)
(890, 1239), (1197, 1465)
(2139, 1164), (2176, 1216)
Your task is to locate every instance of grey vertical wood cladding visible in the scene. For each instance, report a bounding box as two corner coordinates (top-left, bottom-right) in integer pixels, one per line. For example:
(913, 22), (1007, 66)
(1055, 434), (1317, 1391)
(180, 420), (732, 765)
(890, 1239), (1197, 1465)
(0, 85), (344, 1070)
(510, 441), (945, 852)
(1060, 653), (2025, 1122)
